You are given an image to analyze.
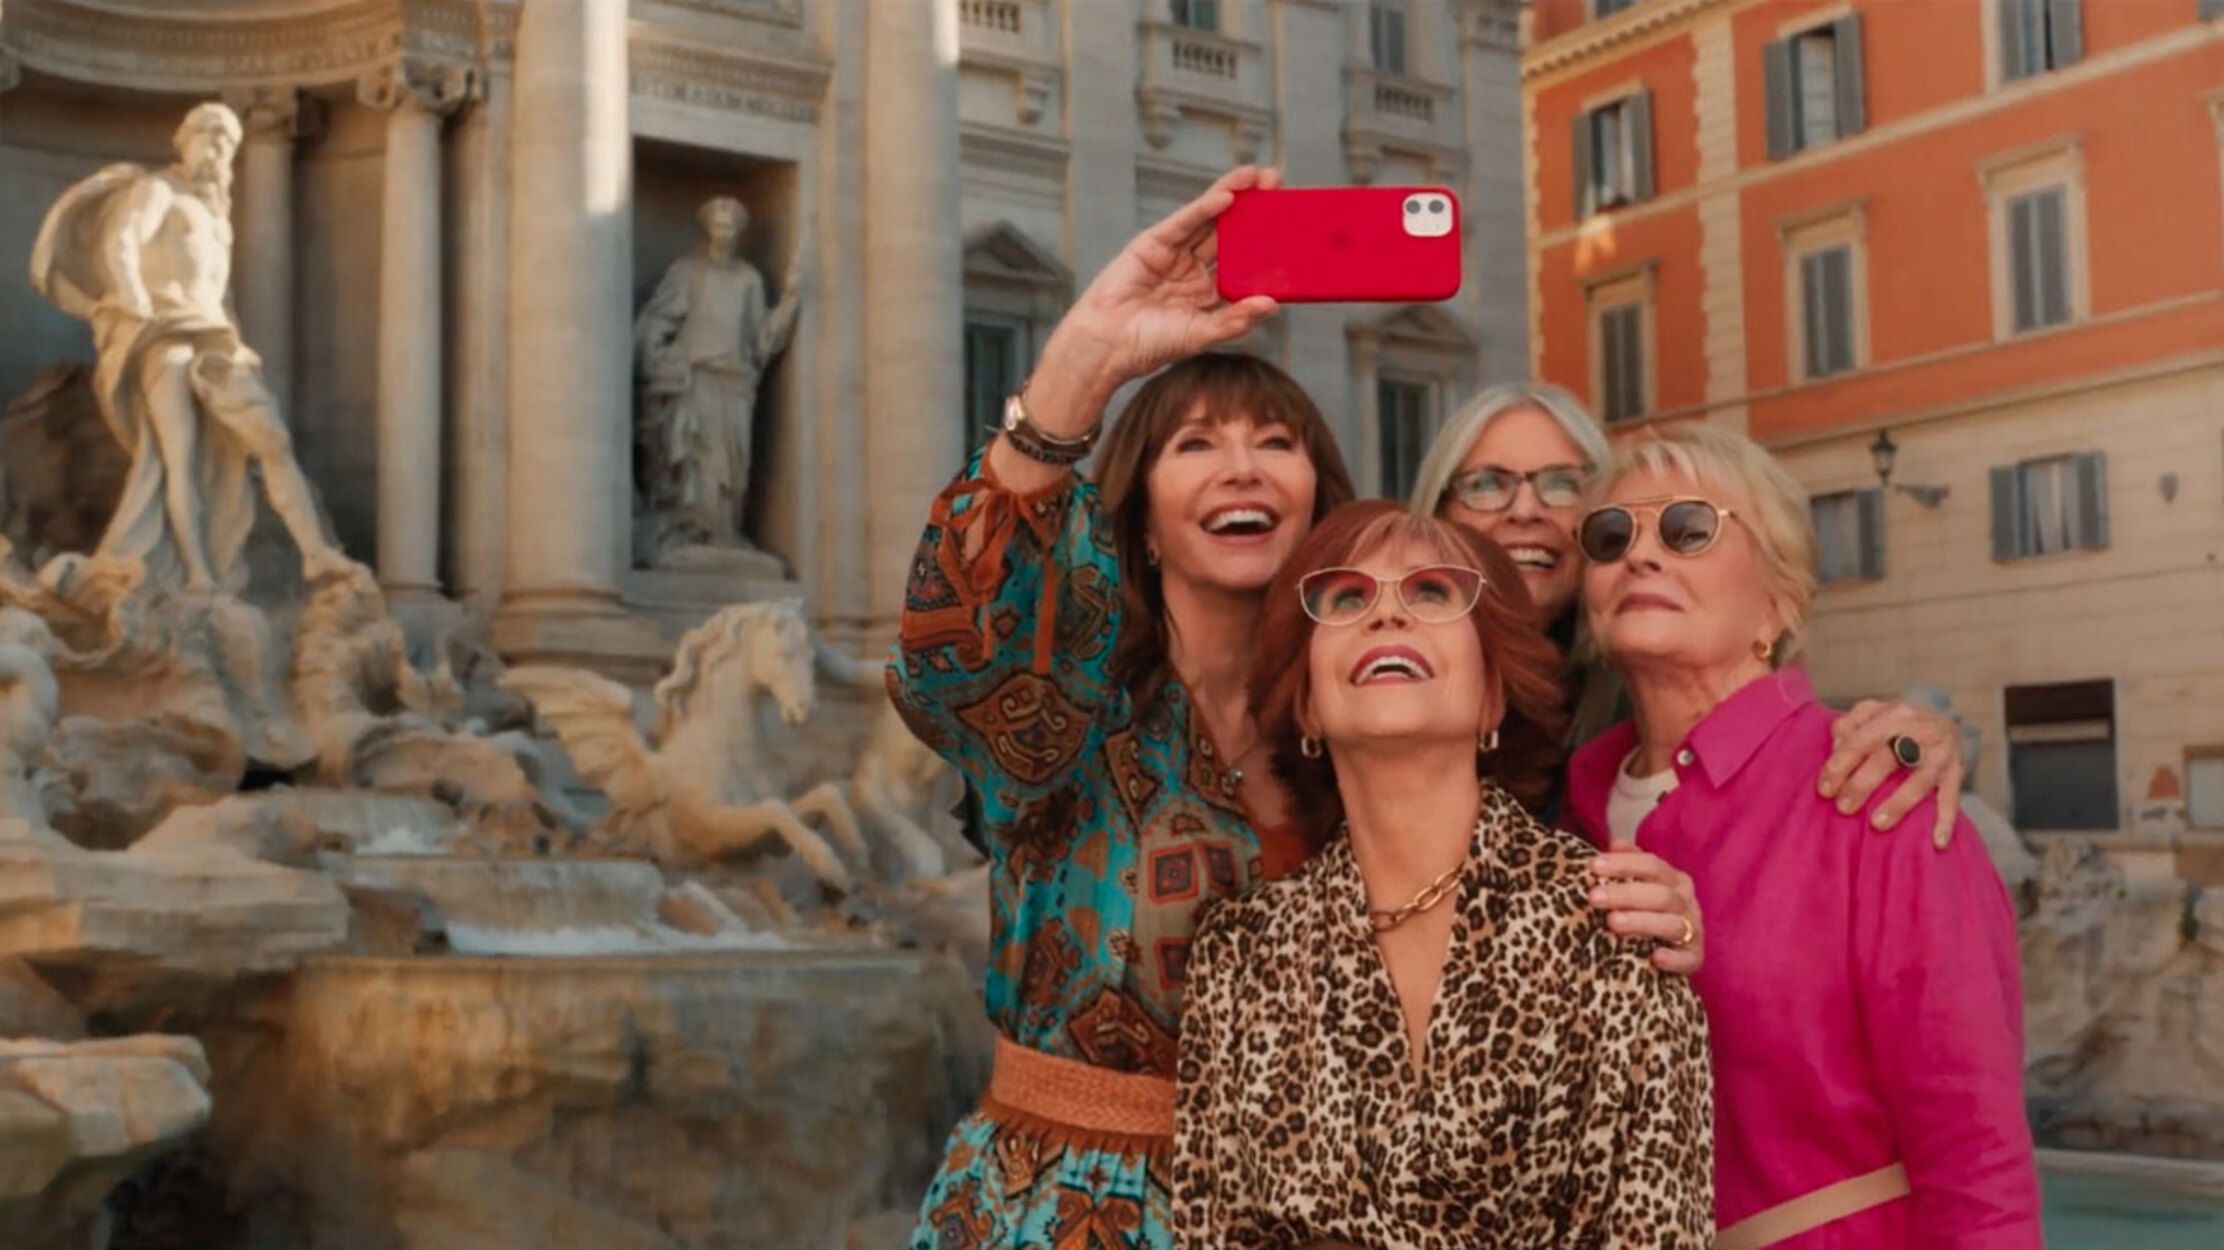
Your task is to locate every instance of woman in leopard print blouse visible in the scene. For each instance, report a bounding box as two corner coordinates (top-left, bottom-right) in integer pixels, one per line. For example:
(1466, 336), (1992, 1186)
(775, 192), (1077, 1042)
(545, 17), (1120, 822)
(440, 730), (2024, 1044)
(1172, 502), (1713, 1249)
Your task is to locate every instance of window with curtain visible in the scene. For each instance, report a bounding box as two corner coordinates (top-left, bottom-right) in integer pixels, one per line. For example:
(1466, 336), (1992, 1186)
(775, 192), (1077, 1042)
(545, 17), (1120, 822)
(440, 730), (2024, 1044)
(2000, 0), (2083, 83)
(1990, 452), (2107, 561)
(1763, 16), (1865, 158)
(1571, 92), (1655, 216)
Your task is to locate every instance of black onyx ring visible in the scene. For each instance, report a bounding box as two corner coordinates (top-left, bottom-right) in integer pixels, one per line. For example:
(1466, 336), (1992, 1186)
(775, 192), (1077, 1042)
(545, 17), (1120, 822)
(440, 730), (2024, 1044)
(1889, 734), (1924, 769)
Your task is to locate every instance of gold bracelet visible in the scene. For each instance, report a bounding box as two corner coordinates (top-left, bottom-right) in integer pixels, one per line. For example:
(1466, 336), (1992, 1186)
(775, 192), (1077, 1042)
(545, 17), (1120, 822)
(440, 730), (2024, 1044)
(1001, 388), (1099, 466)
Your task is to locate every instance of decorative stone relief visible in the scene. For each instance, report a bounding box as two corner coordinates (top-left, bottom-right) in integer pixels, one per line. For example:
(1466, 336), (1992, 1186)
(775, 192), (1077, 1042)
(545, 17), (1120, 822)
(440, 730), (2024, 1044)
(630, 39), (828, 124)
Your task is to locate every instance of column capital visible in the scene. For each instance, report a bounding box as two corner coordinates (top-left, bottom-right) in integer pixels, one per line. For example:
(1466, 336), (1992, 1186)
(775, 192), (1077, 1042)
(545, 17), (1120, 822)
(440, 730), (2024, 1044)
(221, 86), (328, 144)
(358, 55), (479, 116)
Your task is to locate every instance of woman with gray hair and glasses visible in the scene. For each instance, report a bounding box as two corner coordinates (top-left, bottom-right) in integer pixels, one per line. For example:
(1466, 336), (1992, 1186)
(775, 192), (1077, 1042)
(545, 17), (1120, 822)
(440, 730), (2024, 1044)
(1410, 386), (1964, 829)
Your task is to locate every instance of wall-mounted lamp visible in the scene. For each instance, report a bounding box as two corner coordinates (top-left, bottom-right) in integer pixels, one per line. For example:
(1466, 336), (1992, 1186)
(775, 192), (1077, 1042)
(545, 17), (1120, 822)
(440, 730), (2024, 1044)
(1870, 430), (1950, 509)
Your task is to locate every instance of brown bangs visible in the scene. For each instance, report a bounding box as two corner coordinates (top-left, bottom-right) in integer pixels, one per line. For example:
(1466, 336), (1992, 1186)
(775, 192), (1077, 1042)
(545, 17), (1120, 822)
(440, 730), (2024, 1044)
(1092, 353), (1357, 709)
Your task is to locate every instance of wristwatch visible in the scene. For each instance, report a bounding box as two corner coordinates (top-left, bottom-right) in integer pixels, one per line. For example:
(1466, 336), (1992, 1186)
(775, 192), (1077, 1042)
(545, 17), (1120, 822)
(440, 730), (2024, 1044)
(1002, 388), (1099, 466)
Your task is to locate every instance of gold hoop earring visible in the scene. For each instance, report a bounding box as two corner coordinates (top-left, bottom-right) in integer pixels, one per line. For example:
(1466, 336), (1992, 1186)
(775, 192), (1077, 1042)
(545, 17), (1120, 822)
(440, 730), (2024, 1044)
(1300, 736), (1322, 759)
(1752, 637), (1773, 662)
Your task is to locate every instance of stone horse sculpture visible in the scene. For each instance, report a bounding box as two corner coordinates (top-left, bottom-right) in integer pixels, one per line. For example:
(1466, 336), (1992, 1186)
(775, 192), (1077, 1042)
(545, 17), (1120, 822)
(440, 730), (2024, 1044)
(501, 601), (863, 890)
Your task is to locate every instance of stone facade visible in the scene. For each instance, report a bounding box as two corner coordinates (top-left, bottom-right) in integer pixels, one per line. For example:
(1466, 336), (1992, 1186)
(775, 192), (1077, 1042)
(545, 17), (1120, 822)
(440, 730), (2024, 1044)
(0, 0), (1528, 672)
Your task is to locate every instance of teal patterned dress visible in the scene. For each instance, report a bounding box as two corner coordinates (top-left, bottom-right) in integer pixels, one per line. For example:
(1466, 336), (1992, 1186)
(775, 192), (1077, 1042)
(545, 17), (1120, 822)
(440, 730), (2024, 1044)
(888, 451), (1309, 1250)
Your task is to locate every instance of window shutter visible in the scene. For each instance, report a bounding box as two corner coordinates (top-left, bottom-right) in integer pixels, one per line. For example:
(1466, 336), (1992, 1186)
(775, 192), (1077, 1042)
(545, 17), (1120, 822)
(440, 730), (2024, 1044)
(1820, 248), (1853, 373)
(1990, 464), (2024, 561)
(1832, 16), (1866, 136)
(1599, 308), (1625, 423)
(2009, 195), (2038, 331)
(2075, 451), (2109, 550)
(2205, 0), (2224, 22)
(1998, 0), (2029, 80)
(2037, 189), (2070, 326)
(1799, 253), (1824, 378)
(1622, 307), (1645, 418)
(2048, 0), (2083, 67)
(1857, 488), (1886, 579)
(1764, 39), (1797, 159)
(1628, 91), (1656, 202)
(1572, 111), (1595, 219)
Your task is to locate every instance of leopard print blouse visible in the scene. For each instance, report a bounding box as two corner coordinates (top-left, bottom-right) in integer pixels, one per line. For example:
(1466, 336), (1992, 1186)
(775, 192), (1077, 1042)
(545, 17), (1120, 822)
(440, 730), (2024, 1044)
(1171, 784), (1713, 1249)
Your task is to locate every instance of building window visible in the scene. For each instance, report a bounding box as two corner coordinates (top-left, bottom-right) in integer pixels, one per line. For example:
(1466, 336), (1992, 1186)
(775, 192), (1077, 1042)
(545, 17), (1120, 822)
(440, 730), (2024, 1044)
(1811, 489), (1884, 583)
(1594, 0), (1640, 16)
(2000, 0), (2083, 83)
(1990, 452), (2107, 561)
(1571, 91), (1655, 218)
(1764, 16), (1865, 158)
(962, 318), (1023, 454)
(1587, 268), (1651, 425)
(1797, 245), (1857, 378)
(1369, 3), (1409, 75)
(2005, 679), (2118, 832)
(2005, 185), (2072, 333)
(1377, 376), (1433, 498)
(1984, 142), (2086, 340)
(1170, 0), (1219, 32)
(2188, 747), (2224, 831)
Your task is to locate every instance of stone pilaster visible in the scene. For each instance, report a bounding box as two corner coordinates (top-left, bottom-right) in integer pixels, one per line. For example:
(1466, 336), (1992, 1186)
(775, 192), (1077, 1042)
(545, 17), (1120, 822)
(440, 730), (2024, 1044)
(1693, 15), (1747, 429)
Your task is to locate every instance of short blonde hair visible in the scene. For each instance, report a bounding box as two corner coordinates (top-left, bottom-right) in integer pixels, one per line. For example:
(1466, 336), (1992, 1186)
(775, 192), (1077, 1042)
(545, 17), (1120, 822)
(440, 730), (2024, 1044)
(1407, 383), (1612, 516)
(1595, 423), (1817, 665)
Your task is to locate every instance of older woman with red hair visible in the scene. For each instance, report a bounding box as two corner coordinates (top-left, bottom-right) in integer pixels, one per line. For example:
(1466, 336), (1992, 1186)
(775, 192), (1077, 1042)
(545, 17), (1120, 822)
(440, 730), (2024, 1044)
(1170, 501), (1713, 1249)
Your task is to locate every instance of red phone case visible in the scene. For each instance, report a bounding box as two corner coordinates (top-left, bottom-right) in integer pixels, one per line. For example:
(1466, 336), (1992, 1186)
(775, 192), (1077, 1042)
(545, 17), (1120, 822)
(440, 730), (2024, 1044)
(1215, 186), (1462, 304)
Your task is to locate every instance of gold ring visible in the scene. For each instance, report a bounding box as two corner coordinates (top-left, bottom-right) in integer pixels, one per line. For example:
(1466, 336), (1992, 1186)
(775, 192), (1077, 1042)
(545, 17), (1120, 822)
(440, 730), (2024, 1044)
(1674, 916), (1697, 948)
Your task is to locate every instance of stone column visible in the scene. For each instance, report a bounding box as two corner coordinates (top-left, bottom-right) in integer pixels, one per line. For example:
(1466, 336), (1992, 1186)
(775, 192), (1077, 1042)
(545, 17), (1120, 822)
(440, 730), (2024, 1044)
(452, 55), (515, 609)
(862, 0), (964, 641)
(362, 61), (470, 604)
(493, 0), (665, 676)
(227, 88), (300, 419)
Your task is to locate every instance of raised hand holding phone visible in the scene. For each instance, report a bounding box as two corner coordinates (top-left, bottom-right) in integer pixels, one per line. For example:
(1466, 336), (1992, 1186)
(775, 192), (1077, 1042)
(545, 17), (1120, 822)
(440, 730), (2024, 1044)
(1216, 185), (1463, 304)
(989, 165), (1283, 493)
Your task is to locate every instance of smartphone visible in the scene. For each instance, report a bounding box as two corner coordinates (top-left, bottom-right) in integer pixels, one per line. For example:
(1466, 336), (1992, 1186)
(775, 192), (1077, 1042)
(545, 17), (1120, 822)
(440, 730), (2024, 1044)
(1215, 186), (1462, 304)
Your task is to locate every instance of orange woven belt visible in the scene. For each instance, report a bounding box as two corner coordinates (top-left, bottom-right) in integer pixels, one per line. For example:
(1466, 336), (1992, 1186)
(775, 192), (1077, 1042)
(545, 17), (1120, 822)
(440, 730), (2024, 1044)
(981, 1035), (1176, 1143)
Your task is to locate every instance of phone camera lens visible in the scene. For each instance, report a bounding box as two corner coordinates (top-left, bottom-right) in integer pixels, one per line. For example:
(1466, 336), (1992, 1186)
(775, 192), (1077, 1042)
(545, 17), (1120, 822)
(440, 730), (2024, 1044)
(1430, 199), (1446, 213)
(1405, 201), (1420, 214)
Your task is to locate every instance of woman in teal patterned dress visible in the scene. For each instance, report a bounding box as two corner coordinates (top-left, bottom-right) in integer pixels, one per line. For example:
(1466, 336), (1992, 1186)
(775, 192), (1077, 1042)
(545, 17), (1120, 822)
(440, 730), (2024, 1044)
(888, 168), (1698, 1250)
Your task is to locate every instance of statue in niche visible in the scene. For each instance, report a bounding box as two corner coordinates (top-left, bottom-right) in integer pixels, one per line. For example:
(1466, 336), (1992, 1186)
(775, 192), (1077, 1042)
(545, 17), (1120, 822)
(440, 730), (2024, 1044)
(632, 195), (807, 563)
(28, 102), (350, 595)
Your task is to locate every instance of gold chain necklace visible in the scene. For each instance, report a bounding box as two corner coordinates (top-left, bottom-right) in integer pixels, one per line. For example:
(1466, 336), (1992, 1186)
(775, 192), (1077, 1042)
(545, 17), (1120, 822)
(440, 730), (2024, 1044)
(1367, 860), (1467, 934)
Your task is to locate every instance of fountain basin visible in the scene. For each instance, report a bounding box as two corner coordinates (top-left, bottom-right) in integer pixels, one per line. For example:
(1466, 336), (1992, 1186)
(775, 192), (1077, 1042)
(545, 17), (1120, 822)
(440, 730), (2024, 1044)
(205, 947), (986, 1250)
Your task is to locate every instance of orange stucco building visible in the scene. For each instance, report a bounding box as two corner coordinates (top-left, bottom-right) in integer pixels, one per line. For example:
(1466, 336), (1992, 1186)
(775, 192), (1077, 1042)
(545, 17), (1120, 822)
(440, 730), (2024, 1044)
(1523, 0), (2224, 847)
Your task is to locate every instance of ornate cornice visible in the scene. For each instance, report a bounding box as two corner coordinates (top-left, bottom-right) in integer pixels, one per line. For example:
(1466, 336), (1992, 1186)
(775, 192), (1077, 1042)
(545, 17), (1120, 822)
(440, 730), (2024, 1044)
(655, 0), (802, 28)
(629, 36), (827, 125)
(1522, 0), (1737, 82)
(0, 0), (490, 94)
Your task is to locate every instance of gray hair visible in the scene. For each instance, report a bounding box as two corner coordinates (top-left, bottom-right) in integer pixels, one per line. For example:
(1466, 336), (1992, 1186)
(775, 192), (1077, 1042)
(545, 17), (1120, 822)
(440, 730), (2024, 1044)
(1406, 383), (1612, 515)
(175, 102), (243, 150)
(1594, 423), (1818, 666)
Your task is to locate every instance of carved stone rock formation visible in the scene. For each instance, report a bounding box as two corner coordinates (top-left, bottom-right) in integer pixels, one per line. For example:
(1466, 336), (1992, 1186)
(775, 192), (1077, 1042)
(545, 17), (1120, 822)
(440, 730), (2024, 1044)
(0, 1035), (213, 1250)
(2022, 839), (2224, 1157)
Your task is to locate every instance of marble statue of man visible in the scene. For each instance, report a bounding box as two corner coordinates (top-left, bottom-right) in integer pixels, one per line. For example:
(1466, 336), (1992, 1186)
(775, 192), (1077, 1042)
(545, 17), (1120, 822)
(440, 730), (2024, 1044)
(633, 196), (805, 555)
(28, 101), (347, 594)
